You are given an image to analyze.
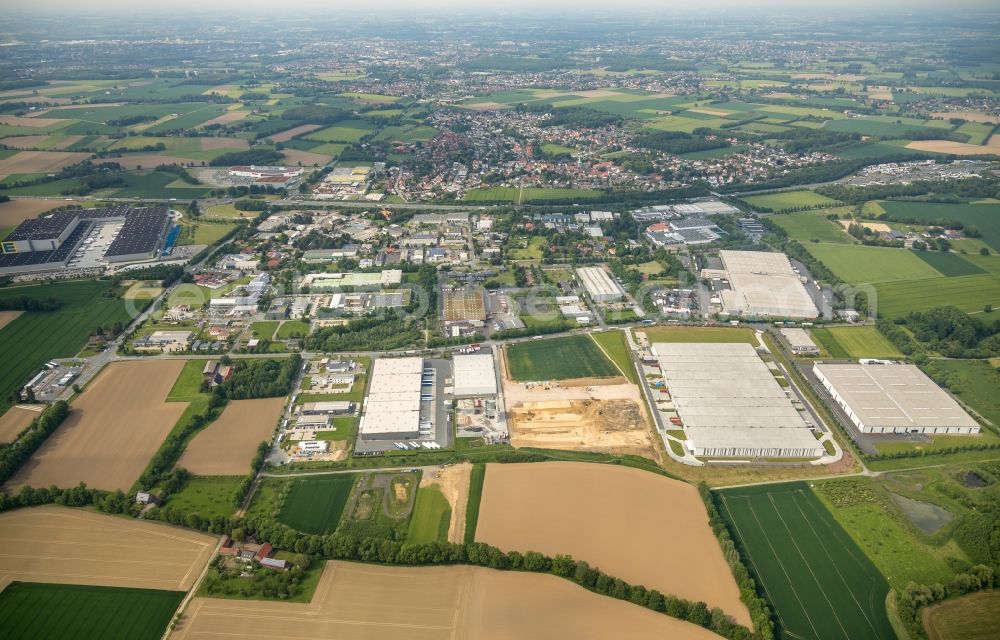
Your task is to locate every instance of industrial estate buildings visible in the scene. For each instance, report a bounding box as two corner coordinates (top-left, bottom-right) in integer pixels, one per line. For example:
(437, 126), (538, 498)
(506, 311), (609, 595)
(814, 363), (980, 435)
(654, 342), (825, 458)
(714, 250), (819, 319)
(358, 357), (425, 441)
(576, 266), (625, 302)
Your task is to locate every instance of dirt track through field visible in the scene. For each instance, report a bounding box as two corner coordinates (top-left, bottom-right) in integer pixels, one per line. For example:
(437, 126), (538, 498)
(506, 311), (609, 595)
(170, 561), (724, 640)
(0, 404), (40, 443)
(177, 397), (284, 476)
(0, 150), (92, 178)
(475, 462), (751, 626)
(419, 462), (472, 543)
(0, 505), (216, 591)
(0, 199), (79, 227)
(5, 360), (188, 492)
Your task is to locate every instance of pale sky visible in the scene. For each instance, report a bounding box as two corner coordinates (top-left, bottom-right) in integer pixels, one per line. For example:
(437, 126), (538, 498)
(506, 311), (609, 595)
(10, 0), (1000, 11)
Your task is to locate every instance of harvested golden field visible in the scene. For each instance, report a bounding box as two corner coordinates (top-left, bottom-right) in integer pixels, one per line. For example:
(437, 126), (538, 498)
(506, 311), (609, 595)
(905, 137), (1000, 155)
(172, 561), (722, 640)
(177, 397), (284, 476)
(5, 360), (188, 492)
(0, 135), (50, 149)
(464, 101), (510, 111)
(867, 86), (894, 100)
(198, 135), (249, 150)
(0, 115), (68, 128)
(0, 150), (92, 178)
(420, 462), (472, 543)
(0, 199), (79, 227)
(930, 111), (1000, 124)
(476, 462), (751, 626)
(0, 310), (23, 331)
(0, 505), (216, 592)
(0, 404), (40, 443)
(267, 124), (323, 143)
(281, 149), (331, 166)
(195, 111), (250, 129)
(509, 399), (656, 459)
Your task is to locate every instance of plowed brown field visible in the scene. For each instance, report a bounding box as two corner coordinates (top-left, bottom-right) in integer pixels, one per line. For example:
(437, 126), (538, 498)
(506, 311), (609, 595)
(475, 462), (751, 626)
(0, 505), (216, 592)
(177, 397), (284, 476)
(171, 561), (723, 640)
(5, 360), (188, 492)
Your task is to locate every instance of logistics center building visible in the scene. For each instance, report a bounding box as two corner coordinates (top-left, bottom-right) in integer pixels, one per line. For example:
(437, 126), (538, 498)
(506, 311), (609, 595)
(359, 357), (424, 441)
(717, 250), (819, 319)
(654, 342), (825, 458)
(813, 363), (980, 435)
(575, 266), (625, 302)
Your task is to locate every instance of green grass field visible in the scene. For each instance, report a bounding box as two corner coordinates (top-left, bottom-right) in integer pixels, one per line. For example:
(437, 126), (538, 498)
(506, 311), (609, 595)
(590, 330), (639, 384)
(806, 243), (943, 283)
(166, 359), (208, 402)
(911, 250), (987, 277)
(0, 581), (183, 640)
(463, 187), (602, 203)
(304, 120), (375, 143)
(741, 190), (841, 210)
(809, 326), (903, 359)
(0, 280), (137, 414)
(406, 485), (451, 544)
(877, 201), (1000, 252)
(278, 475), (356, 534)
(506, 334), (619, 381)
(717, 483), (895, 640)
(276, 320), (310, 339)
(924, 591), (1000, 640)
(875, 274), (1000, 317)
(164, 476), (241, 519)
(770, 210), (854, 243)
(643, 325), (758, 345)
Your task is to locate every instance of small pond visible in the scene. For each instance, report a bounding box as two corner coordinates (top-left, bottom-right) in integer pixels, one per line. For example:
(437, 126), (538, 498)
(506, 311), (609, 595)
(890, 492), (953, 535)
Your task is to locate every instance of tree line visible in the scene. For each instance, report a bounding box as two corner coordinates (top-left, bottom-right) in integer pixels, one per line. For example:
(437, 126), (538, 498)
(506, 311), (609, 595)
(0, 402), (70, 486)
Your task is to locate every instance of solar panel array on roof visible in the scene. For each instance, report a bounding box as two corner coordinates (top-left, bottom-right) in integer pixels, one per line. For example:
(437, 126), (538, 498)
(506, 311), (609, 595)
(105, 206), (169, 257)
(6, 211), (78, 241)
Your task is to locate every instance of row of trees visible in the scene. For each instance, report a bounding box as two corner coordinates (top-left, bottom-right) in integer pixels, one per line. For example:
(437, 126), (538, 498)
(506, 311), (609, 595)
(0, 296), (62, 312)
(896, 565), (997, 639)
(0, 401), (69, 486)
(236, 511), (759, 640)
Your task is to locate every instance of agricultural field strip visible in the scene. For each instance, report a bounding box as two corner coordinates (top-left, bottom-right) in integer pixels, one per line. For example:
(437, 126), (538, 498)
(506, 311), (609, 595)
(721, 488), (888, 639)
(720, 493), (821, 637)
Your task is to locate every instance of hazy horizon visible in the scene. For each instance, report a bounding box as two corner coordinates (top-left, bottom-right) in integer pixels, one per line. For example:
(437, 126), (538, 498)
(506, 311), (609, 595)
(6, 0), (1000, 14)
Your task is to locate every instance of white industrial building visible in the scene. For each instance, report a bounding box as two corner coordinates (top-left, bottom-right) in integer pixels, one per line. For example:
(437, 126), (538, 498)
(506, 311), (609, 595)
(716, 250), (819, 319)
(781, 328), (820, 355)
(453, 353), (498, 396)
(813, 363), (980, 434)
(359, 357), (424, 440)
(654, 342), (825, 458)
(576, 266), (625, 302)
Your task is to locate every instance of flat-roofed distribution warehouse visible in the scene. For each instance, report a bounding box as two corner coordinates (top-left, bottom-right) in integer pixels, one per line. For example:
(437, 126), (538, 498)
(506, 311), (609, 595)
(653, 342), (824, 458)
(453, 353), (498, 396)
(359, 357), (424, 440)
(717, 250), (819, 319)
(813, 363), (980, 434)
(575, 266), (625, 302)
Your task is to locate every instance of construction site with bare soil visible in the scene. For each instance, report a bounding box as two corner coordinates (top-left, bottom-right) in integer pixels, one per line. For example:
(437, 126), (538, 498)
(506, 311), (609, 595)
(500, 348), (657, 460)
